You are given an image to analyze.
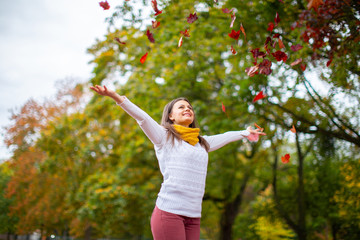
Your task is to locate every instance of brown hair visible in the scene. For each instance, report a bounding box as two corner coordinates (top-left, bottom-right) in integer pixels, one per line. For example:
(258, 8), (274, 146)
(161, 97), (209, 152)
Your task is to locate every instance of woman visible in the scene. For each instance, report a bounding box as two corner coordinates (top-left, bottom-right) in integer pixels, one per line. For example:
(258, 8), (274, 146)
(90, 85), (265, 240)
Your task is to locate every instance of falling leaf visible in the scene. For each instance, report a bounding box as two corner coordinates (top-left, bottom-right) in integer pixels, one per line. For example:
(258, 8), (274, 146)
(240, 23), (246, 40)
(258, 59), (272, 75)
(180, 29), (190, 37)
(326, 59), (332, 67)
(152, 21), (161, 29)
(146, 29), (155, 43)
(99, 1), (110, 10)
(178, 36), (183, 47)
(300, 63), (307, 71)
(272, 50), (288, 62)
(140, 52), (148, 64)
(250, 48), (266, 61)
(253, 91), (266, 102)
(151, 0), (163, 16)
(222, 103), (226, 113)
(187, 12), (198, 24)
(290, 58), (303, 66)
(281, 153), (290, 163)
(274, 12), (281, 26)
(267, 22), (274, 32)
(307, 0), (324, 12)
(114, 37), (126, 45)
(245, 65), (259, 77)
(278, 38), (285, 49)
(231, 45), (237, 55)
(230, 12), (236, 28)
(228, 29), (241, 40)
(290, 125), (296, 133)
(254, 123), (264, 132)
(291, 44), (303, 52)
(273, 33), (281, 38)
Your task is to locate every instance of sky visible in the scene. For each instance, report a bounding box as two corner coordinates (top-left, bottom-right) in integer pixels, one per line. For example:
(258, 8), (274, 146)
(0, 0), (119, 159)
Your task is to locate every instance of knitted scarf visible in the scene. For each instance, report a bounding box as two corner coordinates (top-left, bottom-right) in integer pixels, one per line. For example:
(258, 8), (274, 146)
(173, 124), (200, 146)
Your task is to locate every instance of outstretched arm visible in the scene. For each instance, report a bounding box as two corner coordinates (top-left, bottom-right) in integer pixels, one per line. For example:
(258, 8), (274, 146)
(90, 85), (166, 146)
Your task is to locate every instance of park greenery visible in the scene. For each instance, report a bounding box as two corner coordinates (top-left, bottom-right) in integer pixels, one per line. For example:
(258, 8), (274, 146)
(1, 0), (359, 239)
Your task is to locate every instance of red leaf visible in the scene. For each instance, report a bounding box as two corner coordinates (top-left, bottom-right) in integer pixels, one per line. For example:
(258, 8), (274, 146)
(258, 59), (272, 75)
(222, 8), (234, 14)
(290, 125), (296, 133)
(231, 45), (237, 55)
(222, 103), (226, 113)
(252, 91), (266, 102)
(290, 58), (303, 66)
(140, 52), (148, 64)
(326, 59), (332, 67)
(291, 44), (303, 52)
(273, 33), (281, 38)
(151, 0), (163, 16)
(267, 22), (274, 32)
(178, 36), (183, 48)
(99, 1), (110, 10)
(300, 63), (307, 71)
(250, 48), (266, 60)
(228, 29), (241, 40)
(152, 21), (161, 29)
(230, 12), (236, 28)
(274, 12), (280, 26)
(114, 37), (126, 45)
(187, 12), (198, 24)
(240, 23), (246, 40)
(272, 50), (288, 62)
(180, 29), (190, 37)
(245, 65), (259, 77)
(278, 38), (285, 49)
(281, 153), (290, 164)
(146, 29), (155, 43)
(307, 0), (324, 12)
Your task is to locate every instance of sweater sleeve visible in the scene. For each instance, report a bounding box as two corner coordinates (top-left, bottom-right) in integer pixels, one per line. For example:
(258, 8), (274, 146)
(117, 98), (166, 146)
(203, 130), (250, 152)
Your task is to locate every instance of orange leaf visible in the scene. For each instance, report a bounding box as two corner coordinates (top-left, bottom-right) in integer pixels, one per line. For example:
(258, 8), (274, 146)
(240, 23), (246, 40)
(254, 123), (264, 132)
(307, 0), (324, 12)
(290, 125), (296, 133)
(281, 153), (290, 163)
(140, 52), (148, 64)
(278, 38), (285, 49)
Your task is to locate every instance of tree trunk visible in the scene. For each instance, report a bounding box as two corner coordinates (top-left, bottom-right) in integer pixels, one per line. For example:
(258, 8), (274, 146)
(84, 226), (92, 240)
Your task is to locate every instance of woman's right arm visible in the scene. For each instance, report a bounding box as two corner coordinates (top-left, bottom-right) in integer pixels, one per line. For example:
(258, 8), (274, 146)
(90, 85), (166, 146)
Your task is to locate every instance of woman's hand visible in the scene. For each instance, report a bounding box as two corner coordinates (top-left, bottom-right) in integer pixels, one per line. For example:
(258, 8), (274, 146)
(246, 126), (266, 142)
(90, 85), (125, 104)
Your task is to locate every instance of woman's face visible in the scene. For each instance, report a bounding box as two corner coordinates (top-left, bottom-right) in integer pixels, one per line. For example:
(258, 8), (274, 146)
(169, 100), (194, 127)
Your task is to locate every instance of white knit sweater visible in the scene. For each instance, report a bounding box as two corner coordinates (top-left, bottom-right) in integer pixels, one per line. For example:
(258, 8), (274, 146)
(119, 98), (250, 218)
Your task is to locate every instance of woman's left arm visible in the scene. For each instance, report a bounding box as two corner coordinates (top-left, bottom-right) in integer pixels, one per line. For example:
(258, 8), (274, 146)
(203, 126), (265, 152)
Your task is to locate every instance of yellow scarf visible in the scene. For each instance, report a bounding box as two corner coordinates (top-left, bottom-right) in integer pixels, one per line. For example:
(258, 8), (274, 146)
(173, 124), (200, 146)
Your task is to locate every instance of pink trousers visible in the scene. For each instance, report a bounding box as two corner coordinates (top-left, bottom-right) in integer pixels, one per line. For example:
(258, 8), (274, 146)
(150, 206), (201, 240)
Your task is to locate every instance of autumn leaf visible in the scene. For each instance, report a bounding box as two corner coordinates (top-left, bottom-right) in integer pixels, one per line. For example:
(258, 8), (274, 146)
(178, 36), (183, 47)
(307, 0), (324, 12)
(240, 23), (246, 40)
(140, 52), (148, 64)
(180, 29), (190, 37)
(290, 125), (296, 133)
(258, 59), (272, 75)
(281, 154), (291, 163)
(187, 12), (198, 24)
(99, 1), (110, 10)
(254, 123), (264, 132)
(290, 58), (302, 66)
(152, 21), (160, 29)
(222, 8), (234, 13)
(228, 29), (241, 40)
(267, 22), (274, 32)
(279, 0), (284, 3)
(114, 37), (126, 45)
(326, 59), (332, 67)
(250, 48), (266, 61)
(151, 0), (163, 16)
(290, 44), (303, 52)
(272, 50), (288, 62)
(222, 103), (226, 113)
(274, 12), (280, 26)
(300, 63), (307, 71)
(278, 38), (285, 49)
(230, 12), (236, 28)
(231, 45), (237, 55)
(146, 29), (155, 43)
(245, 65), (259, 77)
(253, 91), (266, 103)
